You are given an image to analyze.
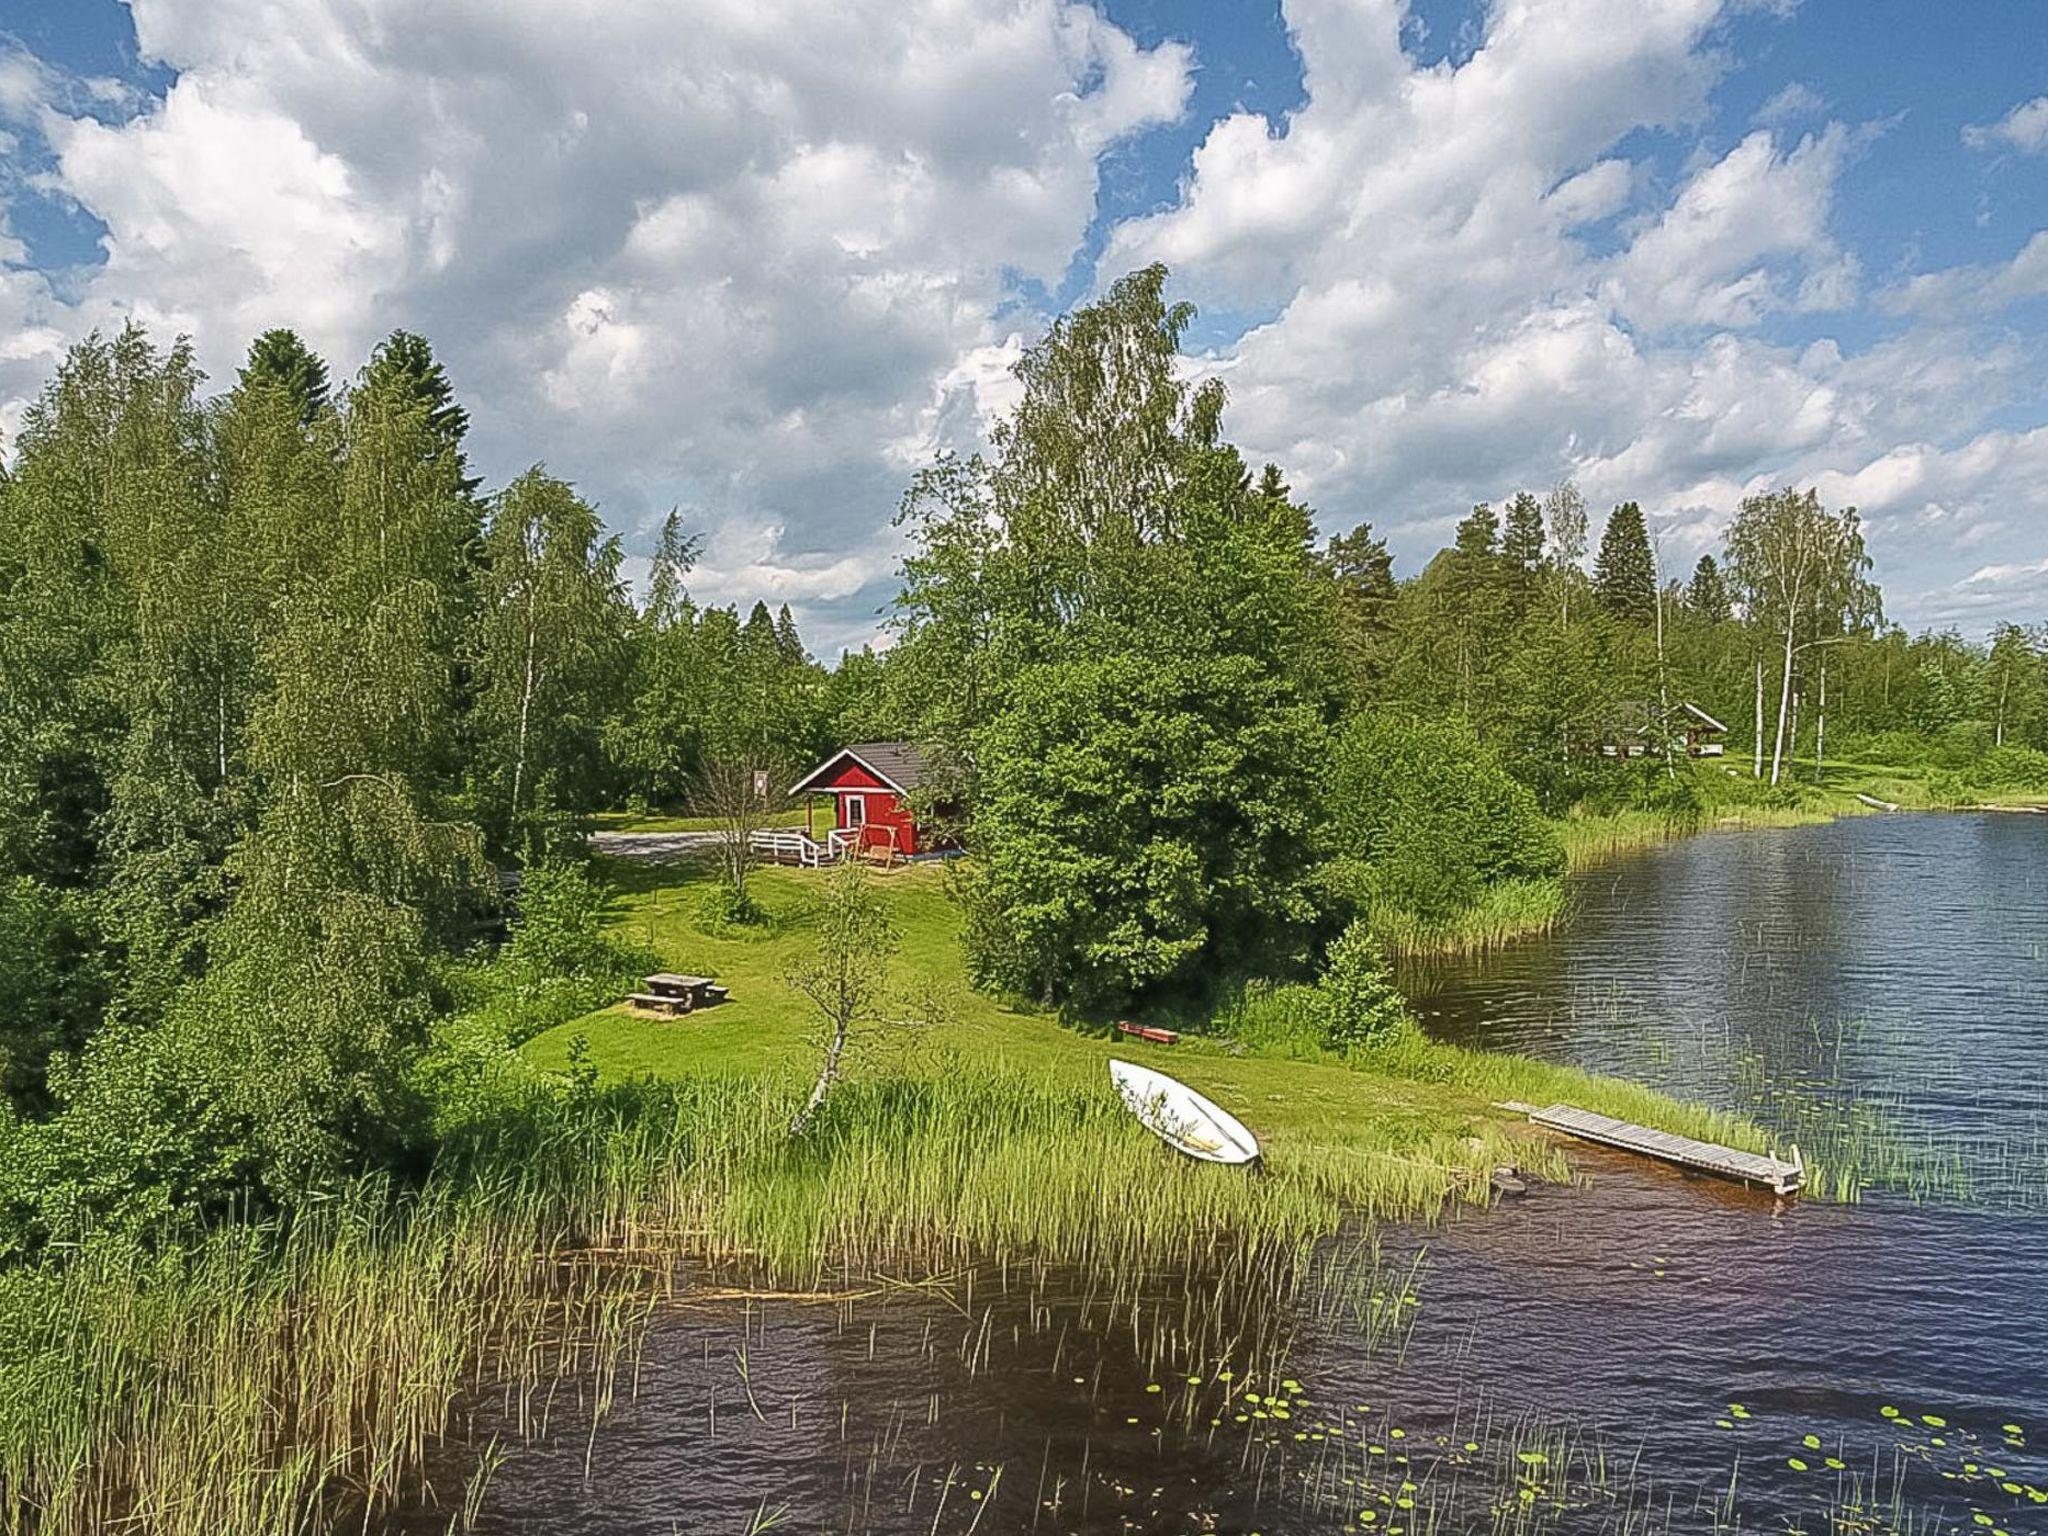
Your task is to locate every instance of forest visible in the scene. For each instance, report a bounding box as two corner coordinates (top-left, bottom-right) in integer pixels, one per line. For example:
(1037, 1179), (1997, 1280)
(1, 266), (2045, 1255)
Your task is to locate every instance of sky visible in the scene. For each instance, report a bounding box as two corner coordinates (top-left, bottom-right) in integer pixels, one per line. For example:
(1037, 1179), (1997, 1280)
(0, 0), (2043, 654)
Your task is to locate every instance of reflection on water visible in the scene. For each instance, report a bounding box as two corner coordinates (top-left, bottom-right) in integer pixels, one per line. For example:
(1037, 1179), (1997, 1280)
(402, 816), (2048, 1534)
(1408, 813), (2048, 1205)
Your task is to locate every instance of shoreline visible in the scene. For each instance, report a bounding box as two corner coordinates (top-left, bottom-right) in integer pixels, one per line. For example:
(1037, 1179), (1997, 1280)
(1385, 764), (2048, 961)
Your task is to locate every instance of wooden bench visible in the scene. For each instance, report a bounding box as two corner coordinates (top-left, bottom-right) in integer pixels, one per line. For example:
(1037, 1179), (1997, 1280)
(629, 973), (729, 1016)
(1116, 1021), (1179, 1045)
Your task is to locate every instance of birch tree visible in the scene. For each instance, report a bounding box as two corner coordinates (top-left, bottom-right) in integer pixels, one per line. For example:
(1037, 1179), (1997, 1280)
(1724, 489), (1879, 786)
(1543, 478), (1588, 630)
(471, 469), (631, 856)
(785, 862), (898, 1136)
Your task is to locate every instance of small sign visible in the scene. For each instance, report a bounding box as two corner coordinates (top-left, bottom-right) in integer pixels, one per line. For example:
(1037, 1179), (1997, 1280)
(752, 769), (770, 800)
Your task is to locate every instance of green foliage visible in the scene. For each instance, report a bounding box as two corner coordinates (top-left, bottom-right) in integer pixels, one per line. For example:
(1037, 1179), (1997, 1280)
(1323, 712), (1563, 922)
(0, 878), (107, 1111)
(468, 469), (632, 857)
(503, 861), (643, 988)
(1593, 501), (1657, 622)
(1315, 921), (1413, 1051)
(1323, 519), (1397, 684)
(236, 328), (331, 424)
(1501, 491), (1546, 576)
(894, 265), (1340, 1013)
(693, 882), (769, 932)
(1686, 553), (1732, 623)
(964, 650), (1325, 1012)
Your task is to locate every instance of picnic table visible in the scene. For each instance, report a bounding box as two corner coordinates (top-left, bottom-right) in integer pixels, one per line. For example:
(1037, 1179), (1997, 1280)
(626, 972), (729, 1016)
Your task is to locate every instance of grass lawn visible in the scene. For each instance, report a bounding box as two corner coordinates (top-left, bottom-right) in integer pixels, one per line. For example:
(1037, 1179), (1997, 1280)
(527, 856), (1790, 1207)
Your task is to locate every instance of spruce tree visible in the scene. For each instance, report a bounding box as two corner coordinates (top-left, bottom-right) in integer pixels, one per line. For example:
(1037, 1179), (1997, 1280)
(1593, 501), (1657, 623)
(775, 604), (807, 664)
(1686, 553), (1732, 623)
(237, 328), (331, 425)
(364, 330), (476, 491)
(1502, 491), (1546, 573)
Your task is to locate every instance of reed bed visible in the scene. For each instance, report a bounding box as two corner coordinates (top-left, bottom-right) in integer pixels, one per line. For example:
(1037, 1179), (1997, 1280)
(1369, 879), (1568, 956)
(0, 1065), (1549, 1536)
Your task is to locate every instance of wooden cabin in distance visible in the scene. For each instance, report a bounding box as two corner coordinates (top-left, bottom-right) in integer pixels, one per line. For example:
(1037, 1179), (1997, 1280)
(788, 741), (951, 857)
(1676, 703), (1729, 758)
(1579, 701), (1731, 760)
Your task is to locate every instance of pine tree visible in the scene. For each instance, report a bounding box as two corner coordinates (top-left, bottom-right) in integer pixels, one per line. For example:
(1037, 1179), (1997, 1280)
(1687, 553), (1732, 623)
(1325, 521), (1395, 683)
(1502, 491), (1546, 573)
(1453, 502), (1500, 563)
(1593, 502), (1657, 623)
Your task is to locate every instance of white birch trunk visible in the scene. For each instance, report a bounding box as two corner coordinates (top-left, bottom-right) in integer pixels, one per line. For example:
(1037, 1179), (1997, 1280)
(1770, 620), (1795, 787)
(511, 582), (538, 830)
(1815, 656), (1828, 775)
(1754, 655), (1765, 779)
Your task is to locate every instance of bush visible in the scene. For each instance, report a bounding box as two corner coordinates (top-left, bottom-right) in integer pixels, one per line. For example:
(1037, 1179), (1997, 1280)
(505, 861), (648, 987)
(1323, 712), (1562, 923)
(692, 883), (768, 933)
(1315, 922), (1412, 1051)
(1972, 745), (2048, 790)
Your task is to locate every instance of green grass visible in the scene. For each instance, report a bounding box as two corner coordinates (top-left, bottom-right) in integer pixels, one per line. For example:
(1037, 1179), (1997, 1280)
(1367, 878), (1567, 953)
(0, 853), (1812, 1536)
(529, 856), (1786, 1197)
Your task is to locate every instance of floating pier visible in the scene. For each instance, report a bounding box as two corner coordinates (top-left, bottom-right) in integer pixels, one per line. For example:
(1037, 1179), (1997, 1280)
(1504, 1102), (1805, 1195)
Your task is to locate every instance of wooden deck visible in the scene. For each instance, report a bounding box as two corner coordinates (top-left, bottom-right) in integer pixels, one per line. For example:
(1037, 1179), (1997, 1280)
(1518, 1102), (1804, 1195)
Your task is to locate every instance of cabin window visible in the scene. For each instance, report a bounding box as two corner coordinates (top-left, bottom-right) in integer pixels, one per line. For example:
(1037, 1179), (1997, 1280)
(844, 794), (865, 827)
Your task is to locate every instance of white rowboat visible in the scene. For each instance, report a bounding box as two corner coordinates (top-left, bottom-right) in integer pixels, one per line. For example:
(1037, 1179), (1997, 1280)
(1108, 1059), (1261, 1165)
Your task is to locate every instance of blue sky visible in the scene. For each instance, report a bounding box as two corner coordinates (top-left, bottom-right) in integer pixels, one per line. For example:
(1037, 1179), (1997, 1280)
(1, 0), (2043, 646)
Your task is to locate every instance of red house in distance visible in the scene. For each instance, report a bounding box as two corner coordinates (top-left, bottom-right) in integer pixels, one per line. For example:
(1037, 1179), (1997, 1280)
(788, 741), (948, 857)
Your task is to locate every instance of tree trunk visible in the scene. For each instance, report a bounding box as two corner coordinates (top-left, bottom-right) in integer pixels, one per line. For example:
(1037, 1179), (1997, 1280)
(1769, 622), (1795, 786)
(511, 588), (538, 834)
(1654, 577), (1674, 778)
(1815, 656), (1828, 776)
(1753, 655), (1765, 779)
(789, 1011), (850, 1136)
(511, 641), (535, 827)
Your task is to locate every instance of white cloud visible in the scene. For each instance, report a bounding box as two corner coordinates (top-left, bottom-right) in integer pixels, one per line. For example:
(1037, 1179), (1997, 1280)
(1090, 0), (2047, 630)
(1755, 81), (1825, 126)
(1963, 95), (2048, 155)
(1604, 126), (1858, 329)
(3, 0), (1191, 647)
(4, 0), (2044, 644)
(1884, 230), (2048, 319)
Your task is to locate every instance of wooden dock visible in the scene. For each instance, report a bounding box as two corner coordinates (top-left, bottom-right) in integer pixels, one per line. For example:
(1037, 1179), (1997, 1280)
(1512, 1102), (1805, 1195)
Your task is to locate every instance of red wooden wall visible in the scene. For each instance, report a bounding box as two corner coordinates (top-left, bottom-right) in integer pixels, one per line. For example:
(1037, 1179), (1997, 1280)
(808, 760), (921, 854)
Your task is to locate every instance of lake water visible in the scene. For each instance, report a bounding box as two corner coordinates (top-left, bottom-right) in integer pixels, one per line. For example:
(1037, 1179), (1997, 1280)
(402, 814), (2048, 1534)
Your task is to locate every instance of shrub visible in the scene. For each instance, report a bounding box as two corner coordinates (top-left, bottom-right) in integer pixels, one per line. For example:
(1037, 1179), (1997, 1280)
(692, 884), (768, 933)
(1973, 745), (2048, 791)
(1323, 712), (1562, 922)
(505, 861), (648, 987)
(1315, 921), (1412, 1051)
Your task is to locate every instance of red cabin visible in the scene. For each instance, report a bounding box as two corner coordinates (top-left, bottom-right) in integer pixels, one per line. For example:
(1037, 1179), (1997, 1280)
(789, 741), (949, 857)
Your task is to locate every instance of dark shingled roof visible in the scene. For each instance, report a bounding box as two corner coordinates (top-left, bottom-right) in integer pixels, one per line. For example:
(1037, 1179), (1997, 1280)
(791, 740), (937, 795)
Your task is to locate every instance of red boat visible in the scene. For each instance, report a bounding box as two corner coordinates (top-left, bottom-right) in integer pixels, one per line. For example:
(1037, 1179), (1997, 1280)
(1115, 1021), (1179, 1046)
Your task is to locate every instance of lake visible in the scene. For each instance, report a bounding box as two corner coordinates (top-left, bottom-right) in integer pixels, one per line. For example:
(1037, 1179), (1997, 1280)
(401, 813), (2048, 1534)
